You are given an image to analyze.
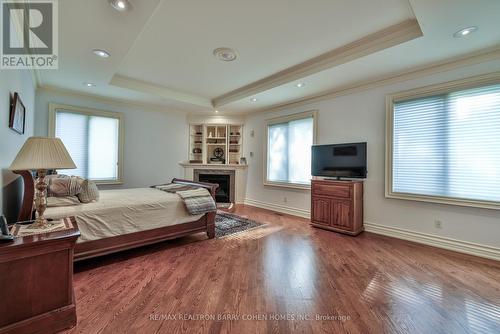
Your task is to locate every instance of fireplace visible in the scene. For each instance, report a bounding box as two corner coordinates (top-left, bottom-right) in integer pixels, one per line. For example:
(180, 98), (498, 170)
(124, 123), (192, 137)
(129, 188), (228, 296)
(195, 169), (235, 203)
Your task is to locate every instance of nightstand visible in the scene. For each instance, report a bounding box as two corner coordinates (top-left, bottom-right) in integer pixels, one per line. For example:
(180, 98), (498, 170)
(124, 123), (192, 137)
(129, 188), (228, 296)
(0, 217), (80, 334)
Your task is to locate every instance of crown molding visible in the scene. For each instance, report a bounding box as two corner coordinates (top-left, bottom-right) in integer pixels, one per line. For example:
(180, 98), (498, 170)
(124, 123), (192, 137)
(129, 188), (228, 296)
(110, 74), (213, 108)
(37, 85), (188, 115)
(39, 45), (500, 117)
(212, 19), (423, 107)
(249, 44), (500, 115)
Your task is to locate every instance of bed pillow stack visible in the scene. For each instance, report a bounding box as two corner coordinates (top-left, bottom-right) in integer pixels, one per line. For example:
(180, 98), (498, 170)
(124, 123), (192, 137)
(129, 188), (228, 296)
(46, 174), (81, 197)
(45, 174), (99, 206)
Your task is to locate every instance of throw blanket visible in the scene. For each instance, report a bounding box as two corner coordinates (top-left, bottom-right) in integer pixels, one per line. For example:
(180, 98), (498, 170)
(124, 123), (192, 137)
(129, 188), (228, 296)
(153, 183), (216, 215)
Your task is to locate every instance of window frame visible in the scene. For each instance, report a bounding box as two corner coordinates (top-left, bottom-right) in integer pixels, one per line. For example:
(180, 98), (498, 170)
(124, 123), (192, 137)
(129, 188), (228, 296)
(385, 72), (500, 210)
(48, 103), (124, 185)
(263, 110), (317, 190)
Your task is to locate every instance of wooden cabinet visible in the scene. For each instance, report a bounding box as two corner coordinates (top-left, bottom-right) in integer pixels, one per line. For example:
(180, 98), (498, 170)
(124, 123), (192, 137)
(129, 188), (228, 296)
(310, 180), (363, 236)
(0, 217), (80, 334)
(311, 197), (330, 224)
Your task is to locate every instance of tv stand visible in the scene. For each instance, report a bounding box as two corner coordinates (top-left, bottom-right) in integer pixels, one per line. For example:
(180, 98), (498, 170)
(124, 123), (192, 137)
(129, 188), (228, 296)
(310, 179), (363, 236)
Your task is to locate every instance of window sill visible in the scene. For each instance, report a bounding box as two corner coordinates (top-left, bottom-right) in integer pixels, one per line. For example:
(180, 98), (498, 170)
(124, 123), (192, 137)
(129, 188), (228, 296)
(94, 180), (123, 186)
(264, 181), (311, 190)
(385, 191), (500, 210)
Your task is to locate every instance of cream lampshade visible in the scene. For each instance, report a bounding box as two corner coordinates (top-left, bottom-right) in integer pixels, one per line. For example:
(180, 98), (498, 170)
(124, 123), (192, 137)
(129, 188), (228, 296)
(9, 137), (76, 228)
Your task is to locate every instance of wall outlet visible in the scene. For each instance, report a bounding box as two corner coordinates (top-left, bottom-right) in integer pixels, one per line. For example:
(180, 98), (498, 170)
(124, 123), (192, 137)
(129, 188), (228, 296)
(434, 220), (443, 229)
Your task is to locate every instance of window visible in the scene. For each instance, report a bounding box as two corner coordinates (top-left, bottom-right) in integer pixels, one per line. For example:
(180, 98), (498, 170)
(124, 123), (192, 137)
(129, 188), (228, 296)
(49, 104), (123, 184)
(386, 76), (500, 209)
(265, 111), (316, 188)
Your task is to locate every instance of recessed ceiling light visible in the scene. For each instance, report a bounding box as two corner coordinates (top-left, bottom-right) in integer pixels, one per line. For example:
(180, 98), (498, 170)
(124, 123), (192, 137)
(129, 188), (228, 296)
(250, 97), (258, 102)
(213, 47), (238, 62)
(214, 110), (219, 113)
(93, 49), (110, 58)
(109, 0), (131, 11)
(296, 82), (306, 88)
(453, 26), (478, 38)
(84, 82), (96, 87)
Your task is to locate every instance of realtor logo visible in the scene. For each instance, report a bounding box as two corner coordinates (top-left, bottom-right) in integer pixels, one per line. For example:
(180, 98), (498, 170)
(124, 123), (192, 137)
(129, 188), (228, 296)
(1, 0), (58, 69)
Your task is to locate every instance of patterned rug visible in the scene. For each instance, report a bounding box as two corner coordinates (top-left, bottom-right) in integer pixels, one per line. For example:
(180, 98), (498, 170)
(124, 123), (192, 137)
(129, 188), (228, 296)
(215, 211), (264, 238)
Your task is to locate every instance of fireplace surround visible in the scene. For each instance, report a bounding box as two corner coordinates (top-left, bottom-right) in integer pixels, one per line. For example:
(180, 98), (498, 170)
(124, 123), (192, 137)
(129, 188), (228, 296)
(194, 169), (235, 203)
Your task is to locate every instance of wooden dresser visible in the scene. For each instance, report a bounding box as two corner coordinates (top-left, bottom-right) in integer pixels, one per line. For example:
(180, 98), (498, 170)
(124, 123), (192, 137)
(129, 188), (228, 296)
(0, 217), (80, 334)
(310, 179), (364, 236)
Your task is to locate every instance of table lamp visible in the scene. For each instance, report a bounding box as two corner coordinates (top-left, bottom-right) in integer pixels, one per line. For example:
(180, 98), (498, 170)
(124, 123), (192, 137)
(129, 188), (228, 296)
(9, 137), (76, 229)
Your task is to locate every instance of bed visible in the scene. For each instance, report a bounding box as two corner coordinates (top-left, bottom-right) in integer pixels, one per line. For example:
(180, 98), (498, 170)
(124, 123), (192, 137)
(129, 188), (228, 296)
(15, 171), (218, 261)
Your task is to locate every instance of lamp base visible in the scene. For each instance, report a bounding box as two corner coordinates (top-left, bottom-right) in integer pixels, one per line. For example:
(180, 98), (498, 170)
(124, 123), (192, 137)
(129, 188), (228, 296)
(32, 169), (51, 229)
(28, 218), (53, 229)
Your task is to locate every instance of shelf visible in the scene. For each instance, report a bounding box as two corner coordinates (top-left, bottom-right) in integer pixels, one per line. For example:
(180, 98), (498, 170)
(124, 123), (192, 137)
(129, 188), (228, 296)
(190, 123), (243, 167)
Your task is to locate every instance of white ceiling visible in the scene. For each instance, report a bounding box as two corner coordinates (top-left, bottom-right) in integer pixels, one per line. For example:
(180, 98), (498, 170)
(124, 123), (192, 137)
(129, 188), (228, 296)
(37, 0), (500, 114)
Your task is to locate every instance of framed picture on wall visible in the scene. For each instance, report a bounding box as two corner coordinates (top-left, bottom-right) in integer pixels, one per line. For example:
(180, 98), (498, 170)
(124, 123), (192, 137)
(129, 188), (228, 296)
(9, 92), (25, 134)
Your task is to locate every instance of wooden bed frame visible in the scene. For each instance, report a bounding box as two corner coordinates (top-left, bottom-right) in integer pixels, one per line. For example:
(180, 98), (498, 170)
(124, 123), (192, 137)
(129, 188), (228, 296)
(14, 171), (218, 261)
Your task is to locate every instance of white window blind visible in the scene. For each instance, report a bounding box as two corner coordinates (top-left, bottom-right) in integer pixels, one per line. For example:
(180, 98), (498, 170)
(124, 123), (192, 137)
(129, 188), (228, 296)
(392, 83), (500, 203)
(55, 110), (120, 181)
(267, 115), (314, 185)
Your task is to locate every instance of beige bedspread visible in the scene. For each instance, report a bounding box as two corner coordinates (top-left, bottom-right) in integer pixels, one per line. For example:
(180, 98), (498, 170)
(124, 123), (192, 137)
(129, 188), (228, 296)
(45, 188), (204, 243)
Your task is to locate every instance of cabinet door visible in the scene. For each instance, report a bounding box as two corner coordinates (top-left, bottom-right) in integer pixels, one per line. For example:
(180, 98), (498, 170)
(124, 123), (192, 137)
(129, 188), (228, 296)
(312, 197), (331, 225)
(332, 201), (351, 229)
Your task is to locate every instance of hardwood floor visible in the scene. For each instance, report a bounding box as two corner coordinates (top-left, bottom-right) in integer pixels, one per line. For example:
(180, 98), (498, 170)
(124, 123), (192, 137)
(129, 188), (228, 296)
(65, 205), (500, 334)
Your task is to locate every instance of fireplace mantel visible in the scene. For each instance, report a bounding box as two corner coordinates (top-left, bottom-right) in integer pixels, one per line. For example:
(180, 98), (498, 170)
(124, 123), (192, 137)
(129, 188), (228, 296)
(180, 162), (248, 204)
(179, 163), (248, 169)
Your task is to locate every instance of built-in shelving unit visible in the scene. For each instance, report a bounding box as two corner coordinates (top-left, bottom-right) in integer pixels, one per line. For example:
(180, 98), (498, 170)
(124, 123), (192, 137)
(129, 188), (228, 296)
(189, 124), (243, 165)
(228, 125), (242, 165)
(189, 124), (204, 163)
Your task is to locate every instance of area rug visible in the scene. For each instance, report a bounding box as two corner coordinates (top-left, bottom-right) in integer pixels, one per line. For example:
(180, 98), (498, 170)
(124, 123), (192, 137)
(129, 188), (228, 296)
(215, 211), (265, 238)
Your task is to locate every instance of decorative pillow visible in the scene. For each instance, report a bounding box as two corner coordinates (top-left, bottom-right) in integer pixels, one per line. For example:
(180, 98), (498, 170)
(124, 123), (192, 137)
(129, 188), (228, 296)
(45, 174), (82, 197)
(77, 178), (99, 203)
(46, 196), (81, 207)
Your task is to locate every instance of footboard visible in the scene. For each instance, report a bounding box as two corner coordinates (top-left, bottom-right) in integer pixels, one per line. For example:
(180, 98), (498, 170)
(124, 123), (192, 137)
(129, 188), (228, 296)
(171, 178), (218, 239)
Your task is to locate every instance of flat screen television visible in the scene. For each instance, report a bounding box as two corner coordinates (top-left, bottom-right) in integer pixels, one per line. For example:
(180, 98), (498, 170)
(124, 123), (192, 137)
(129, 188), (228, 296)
(311, 142), (367, 179)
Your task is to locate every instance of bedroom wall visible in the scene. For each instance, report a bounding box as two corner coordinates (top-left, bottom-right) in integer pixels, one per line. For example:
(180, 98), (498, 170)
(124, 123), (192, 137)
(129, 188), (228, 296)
(0, 70), (35, 222)
(34, 89), (189, 189)
(243, 59), (500, 250)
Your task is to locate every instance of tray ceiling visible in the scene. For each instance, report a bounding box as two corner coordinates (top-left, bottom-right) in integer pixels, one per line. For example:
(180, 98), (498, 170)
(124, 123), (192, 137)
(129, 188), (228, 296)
(35, 0), (500, 114)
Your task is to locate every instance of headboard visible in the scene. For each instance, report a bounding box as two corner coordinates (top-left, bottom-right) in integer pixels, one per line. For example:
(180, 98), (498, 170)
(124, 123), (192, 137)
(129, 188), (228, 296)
(13, 170), (35, 222)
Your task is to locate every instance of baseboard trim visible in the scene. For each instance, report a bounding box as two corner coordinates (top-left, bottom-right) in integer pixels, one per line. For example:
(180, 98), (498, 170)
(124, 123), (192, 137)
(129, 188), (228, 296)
(241, 200), (499, 261)
(244, 198), (311, 219)
(364, 221), (500, 261)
